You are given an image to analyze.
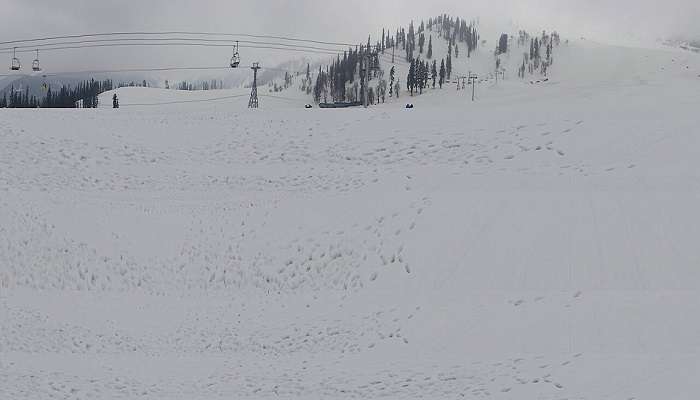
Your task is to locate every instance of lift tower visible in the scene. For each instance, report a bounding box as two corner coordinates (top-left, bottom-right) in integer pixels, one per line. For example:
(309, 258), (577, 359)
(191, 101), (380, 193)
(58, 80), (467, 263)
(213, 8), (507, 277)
(248, 62), (261, 108)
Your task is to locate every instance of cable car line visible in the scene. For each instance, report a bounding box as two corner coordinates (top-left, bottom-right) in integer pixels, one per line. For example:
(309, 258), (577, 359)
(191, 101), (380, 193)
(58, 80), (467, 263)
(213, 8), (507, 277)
(0, 31), (358, 48)
(0, 37), (350, 54)
(1, 43), (344, 60)
(0, 64), (308, 79)
(259, 94), (301, 102)
(120, 93), (303, 107)
(1, 32), (394, 85)
(120, 93), (250, 107)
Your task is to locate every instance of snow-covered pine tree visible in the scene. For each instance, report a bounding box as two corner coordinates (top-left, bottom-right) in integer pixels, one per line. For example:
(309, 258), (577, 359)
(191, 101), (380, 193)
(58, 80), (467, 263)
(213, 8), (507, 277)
(389, 66), (395, 97)
(408, 58), (416, 96)
(439, 59), (446, 88)
(427, 35), (433, 59)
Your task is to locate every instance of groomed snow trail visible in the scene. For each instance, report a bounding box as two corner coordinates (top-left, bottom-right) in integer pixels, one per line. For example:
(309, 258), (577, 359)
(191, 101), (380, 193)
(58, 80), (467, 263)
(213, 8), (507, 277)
(2, 41), (700, 399)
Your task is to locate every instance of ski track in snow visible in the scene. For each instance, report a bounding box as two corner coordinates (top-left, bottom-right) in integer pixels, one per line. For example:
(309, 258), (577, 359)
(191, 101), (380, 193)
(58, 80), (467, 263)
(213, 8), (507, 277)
(2, 39), (700, 400)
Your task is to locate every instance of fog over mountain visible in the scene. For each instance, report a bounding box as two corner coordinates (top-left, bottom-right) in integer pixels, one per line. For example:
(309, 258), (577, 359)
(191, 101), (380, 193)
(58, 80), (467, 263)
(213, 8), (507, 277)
(1, 0), (698, 72)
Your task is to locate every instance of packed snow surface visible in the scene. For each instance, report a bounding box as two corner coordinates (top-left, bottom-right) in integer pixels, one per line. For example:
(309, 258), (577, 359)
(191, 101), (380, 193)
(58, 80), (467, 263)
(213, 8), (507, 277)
(2, 40), (700, 399)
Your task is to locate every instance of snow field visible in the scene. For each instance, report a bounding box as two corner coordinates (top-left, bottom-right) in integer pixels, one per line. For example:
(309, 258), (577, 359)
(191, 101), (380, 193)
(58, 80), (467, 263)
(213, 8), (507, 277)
(1, 40), (700, 399)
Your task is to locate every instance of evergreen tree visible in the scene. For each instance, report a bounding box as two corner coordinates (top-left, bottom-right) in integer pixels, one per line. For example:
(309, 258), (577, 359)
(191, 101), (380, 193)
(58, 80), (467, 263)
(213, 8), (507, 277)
(377, 79), (387, 103)
(382, 28), (386, 53)
(406, 22), (415, 61)
(439, 59), (446, 88)
(389, 66), (395, 97)
(498, 34), (508, 54)
(417, 61), (423, 94)
(446, 53), (452, 80)
(407, 58), (416, 96)
(421, 60), (429, 93)
(431, 60), (438, 88)
(313, 66), (325, 103)
(427, 35), (433, 59)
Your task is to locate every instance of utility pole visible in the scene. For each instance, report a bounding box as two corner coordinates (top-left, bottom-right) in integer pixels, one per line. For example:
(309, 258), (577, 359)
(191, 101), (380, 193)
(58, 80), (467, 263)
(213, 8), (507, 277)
(248, 62), (261, 108)
(468, 72), (478, 102)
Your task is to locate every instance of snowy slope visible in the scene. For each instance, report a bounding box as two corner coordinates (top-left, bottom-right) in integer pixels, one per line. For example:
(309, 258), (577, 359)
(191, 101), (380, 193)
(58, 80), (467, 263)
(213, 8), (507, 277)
(2, 39), (700, 400)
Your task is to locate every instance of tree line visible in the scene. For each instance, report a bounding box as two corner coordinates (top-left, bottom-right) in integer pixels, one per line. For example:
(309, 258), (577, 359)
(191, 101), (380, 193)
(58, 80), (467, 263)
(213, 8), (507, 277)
(165, 79), (226, 91)
(0, 79), (114, 108)
(514, 30), (561, 78)
(310, 13), (479, 105)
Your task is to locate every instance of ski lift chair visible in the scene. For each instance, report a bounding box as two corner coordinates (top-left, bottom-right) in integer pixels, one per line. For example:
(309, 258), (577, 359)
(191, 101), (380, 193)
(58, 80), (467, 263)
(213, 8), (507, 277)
(230, 41), (241, 68)
(32, 50), (41, 72)
(10, 48), (20, 71)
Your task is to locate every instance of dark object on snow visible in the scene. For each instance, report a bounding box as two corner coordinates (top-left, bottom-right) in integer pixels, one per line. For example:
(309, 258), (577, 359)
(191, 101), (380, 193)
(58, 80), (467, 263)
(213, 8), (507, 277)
(112, 94), (119, 109)
(405, 104), (414, 109)
(319, 101), (362, 109)
(305, 104), (313, 109)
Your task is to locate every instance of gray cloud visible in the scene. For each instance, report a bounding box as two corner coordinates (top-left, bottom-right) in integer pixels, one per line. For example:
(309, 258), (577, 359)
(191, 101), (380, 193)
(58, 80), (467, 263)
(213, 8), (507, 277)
(1, 0), (698, 72)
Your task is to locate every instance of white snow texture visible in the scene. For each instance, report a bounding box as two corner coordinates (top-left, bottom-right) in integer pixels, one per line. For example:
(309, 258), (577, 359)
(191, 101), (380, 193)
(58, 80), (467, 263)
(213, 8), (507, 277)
(2, 36), (700, 399)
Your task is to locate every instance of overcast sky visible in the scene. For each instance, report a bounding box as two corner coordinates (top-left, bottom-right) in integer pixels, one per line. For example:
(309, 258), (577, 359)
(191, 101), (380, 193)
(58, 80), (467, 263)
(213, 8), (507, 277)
(1, 0), (698, 73)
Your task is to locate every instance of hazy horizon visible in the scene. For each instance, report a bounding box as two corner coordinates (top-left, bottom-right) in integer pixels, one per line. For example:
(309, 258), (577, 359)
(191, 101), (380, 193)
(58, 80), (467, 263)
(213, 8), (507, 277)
(1, 0), (699, 73)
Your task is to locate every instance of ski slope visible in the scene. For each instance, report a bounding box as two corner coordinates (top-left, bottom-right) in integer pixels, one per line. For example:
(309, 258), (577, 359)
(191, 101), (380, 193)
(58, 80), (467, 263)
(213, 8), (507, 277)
(2, 39), (700, 400)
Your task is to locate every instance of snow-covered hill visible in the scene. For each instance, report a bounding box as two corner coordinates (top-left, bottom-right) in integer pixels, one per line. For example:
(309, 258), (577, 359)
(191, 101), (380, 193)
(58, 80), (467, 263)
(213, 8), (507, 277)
(1, 37), (700, 400)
